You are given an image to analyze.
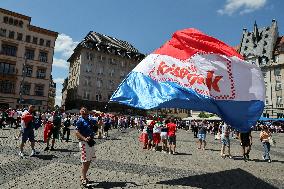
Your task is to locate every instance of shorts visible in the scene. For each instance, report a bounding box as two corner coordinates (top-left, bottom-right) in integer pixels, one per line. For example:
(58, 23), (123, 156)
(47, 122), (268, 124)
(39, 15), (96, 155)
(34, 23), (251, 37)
(148, 133), (153, 141)
(240, 140), (250, 147)
(168, 135), (176, 145)
(160, 132), (168, 140)
(153, 133), (161, 144)
(198, 134), (206, 141)
(22, 128), (35, 143)
(221, 137), (230, 146)
(79, 141), (96, 162)
(51, 127), (60, 139)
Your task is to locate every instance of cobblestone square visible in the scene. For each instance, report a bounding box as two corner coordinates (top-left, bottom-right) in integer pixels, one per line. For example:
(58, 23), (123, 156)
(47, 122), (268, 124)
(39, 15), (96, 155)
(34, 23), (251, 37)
(0, 127), (283, 189)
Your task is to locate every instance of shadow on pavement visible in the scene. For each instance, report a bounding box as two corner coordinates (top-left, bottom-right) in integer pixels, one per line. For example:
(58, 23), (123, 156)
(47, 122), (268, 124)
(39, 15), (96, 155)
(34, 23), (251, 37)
(205, 148), (220, 152)
(87, 181), (138, 188)
(174, 152), (192, 156)
(156, 168), (278, 189)
(0, 136), (8, 138)
(53, 148), (79, 153)
(34, 154), (58, 160)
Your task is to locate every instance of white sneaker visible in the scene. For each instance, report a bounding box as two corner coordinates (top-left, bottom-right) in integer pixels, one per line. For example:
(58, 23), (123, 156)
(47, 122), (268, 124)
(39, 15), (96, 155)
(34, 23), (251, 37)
(19, 152), (24, 158)
(30, 150), (36, 157)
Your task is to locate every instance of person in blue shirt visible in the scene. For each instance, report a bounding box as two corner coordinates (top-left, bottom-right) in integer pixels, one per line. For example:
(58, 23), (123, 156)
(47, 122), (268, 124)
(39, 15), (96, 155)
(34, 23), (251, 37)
(75, 107), (96, 187)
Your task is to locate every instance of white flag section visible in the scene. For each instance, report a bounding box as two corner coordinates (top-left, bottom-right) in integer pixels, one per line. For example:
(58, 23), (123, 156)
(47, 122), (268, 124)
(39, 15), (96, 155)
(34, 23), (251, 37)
(110, 28), (265, 132)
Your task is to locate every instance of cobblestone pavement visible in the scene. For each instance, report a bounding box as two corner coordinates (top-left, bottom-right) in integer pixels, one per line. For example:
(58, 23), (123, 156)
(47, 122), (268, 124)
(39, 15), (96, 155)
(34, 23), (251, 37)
(0, 126), (283, 189)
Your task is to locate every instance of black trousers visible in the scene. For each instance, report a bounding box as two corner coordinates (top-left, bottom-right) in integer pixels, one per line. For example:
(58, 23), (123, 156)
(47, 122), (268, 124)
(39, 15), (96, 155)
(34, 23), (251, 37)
(62, 127), (70, 141)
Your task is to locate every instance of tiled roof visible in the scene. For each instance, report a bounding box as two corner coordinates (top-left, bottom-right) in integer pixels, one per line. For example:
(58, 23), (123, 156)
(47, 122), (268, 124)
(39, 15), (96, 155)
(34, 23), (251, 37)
(68, 31), (144, 62)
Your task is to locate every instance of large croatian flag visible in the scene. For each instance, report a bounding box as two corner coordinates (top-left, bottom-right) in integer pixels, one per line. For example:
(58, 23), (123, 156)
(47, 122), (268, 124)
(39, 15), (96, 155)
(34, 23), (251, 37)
(110, 28), (265, 132)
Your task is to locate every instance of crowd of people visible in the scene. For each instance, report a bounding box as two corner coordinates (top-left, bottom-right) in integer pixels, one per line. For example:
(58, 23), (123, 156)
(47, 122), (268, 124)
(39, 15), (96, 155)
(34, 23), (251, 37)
(0, 106), (281, 187)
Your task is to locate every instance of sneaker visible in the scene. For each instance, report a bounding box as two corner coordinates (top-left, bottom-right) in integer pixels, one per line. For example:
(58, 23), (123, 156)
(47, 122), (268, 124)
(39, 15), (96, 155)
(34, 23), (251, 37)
(14, 136), (19, 140)
(18, 152), (24, 158)
(30, 150), (36, 157)
(168, 151), (172, 155)
(243, 155), (247, 162)
(44, 147), (49, 151)
(246, 153), (250, 160)
(268, 159), (272, 163)
(50, 147), (55, 151)
(262, 155), (265, 160)
(228, 155), (233, 159)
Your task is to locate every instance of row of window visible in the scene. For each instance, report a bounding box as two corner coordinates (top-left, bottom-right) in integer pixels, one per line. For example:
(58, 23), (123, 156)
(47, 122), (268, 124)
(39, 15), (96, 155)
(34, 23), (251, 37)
(1, 44), (48, 62)
(22, 83), (45, 96)
(0, 62), (16, 75)
(82, 91), (112, 102)
(0, 28), (51, 47)
(25, 66), (46, 79)
(0, 80), (15, 94)
(3, 16), (24, 28)
(86, 52), (129, 67)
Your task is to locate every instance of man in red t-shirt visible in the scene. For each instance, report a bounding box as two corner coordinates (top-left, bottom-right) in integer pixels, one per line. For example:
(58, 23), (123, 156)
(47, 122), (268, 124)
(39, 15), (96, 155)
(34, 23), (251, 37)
(167, 118), (177, 154)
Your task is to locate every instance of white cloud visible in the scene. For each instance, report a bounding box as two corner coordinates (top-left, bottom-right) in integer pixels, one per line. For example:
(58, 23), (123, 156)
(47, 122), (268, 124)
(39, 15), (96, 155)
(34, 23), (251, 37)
(55, 33), (79, 58)
(53, 58), (69, 69)
(55, 85), (63, 106)
(217, 0), (267, 15)
(54, 77), (65, 84)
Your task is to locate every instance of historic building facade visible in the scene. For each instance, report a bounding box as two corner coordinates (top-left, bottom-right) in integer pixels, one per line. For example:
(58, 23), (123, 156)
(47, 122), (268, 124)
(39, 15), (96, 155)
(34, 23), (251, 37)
(239, 20), (284, 118)
(0, 8), (58, 111)
(48, 75), (56, 110)
(63, 31), (145, 111)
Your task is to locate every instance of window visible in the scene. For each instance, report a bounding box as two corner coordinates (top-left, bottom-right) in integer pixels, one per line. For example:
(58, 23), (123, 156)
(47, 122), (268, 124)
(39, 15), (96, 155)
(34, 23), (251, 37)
(13, 19), (18, 26)
(17, 33), (23, 41)
(246, 39), (249, 43)
(261, 58), (267, 65)
(46, 40), (51, 47)
(1, 44), (17, 57)
(275, 81), (282, 91)
(98, 67), (104, 75)
(274, 68), (281, 76)
(25, 66), (33, 77)
(34, 85), (44, 96)
(265, 34), (268, 38)
(277, 96), (282, 106)
(109, 58), (117, 65)
(275, 55), (279, 63)
(95, 94), (102, 101)
(96, 80), (102, 88)
(244, 46), (248, 50)
(85, 64), (92, 72)
(263, 49), (266, 54)
(110, 69), (114, 77)
(36, 68), (46, 79)
(120, 71), (125, 79)
(32, 37), (38, 44)
(26, 35), (31, 43)
(8, 18), (13, 25)
(23, 83), (31, 95)
(83, 91), (90, 100)
(264, 41), (267, 46)
(8, 31), (15, 39)
(0, 62), (16, 75)
(262, 71), (267, 78)
(0, 28), (6, 37)
(3, 16), (8, 23)
(19, 21), (23, 27)
(84, 77), (91, 86)
(39, 51), (48, 62)
(0, 80), (15, 94)
(121, 61), (125, 67)
(86, 52), (93, 61)
(109, 80), (114, 90)
(39, 38), (44, 46)
(25, 49), (35, 60)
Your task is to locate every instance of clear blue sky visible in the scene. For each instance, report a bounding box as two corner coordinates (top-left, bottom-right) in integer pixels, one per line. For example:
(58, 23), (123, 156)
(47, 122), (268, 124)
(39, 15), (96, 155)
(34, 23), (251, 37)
(1, 0), (283, 105)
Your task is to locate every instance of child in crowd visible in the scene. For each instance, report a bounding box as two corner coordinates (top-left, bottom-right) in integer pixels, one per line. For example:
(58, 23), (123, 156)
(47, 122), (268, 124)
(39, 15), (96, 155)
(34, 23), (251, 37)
(153, 121), (162, 151)
(139, 125), (148, 149)
(160, 121), (168, 153)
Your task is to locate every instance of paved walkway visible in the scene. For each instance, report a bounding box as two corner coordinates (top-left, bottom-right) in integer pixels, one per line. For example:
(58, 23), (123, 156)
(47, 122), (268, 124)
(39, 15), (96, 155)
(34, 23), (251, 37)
(0, 126), (283, 189)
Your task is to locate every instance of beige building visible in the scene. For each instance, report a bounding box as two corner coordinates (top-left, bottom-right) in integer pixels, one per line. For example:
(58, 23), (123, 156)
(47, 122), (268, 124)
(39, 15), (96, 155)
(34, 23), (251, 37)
(63, 31), (145, 111)
(239, 20), (284, 118)
(0, 8), (58, 111)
